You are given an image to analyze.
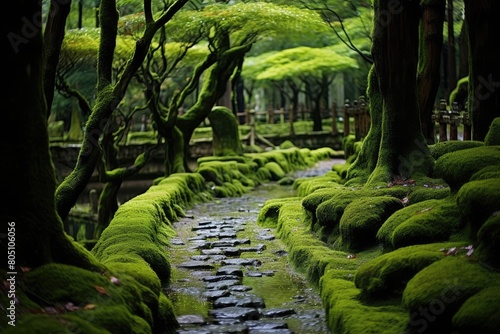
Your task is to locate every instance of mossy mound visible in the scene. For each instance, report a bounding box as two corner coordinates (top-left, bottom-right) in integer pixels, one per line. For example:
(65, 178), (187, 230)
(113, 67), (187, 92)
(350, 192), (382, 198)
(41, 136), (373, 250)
(260, 200), (356, 285)
(376, 198), (462, 251)
(304, 186), (408, 244)
(470, 165), (500, 181)
(336, 196), (403, 252)
(354, 242), (468, 298)
(320, 276), (408, 334)
(475, 213), (500, 269)
(264, 161), (286, 181)
(484, 117), (500, 146)
(456, 177), (500, 240)
(402, 256), (500, 333)
(293, 170), (343, 197)
(429, 140), (484, 160)
(452, 285), (500, 333)
(3, 263), (156, 333)
(433, 146), (500, 191)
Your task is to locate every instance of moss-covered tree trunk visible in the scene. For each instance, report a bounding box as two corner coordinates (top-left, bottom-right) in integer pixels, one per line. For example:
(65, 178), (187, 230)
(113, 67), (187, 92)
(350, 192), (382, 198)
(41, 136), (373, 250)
(464, 0), (500, 141)
(366, 0), (434, 186)
(177, 42), (252, 169)
(2, 0), (101, 270)
(417, 0), (446, 144)
(346, 67), (383, 184)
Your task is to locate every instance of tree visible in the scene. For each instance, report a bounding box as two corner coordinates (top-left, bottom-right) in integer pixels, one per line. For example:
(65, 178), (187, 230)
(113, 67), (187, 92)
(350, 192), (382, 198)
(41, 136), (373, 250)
(2, 0), (101, 270)
(55, 0), (190, 222)
(347, 0), (435, 185)
(464, 0), (500, 141)
(243, 46), (359, 131)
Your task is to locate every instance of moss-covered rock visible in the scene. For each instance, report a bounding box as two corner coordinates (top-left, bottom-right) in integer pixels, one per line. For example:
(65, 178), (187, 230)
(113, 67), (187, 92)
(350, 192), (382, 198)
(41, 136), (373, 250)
(456, 178), (500, 240)
(452, 285), (500, 334)
(484, 117), (500, 146)
(402, 256), (500, 333)
(354, 242), (468, 298)
(264, 161), (286, 181)
(475, 213), (500, 269)
(433, 146), (500, 191)
(336, 196), (403, 252)
(429, 140), (484, 160)
(377, 197), (462, 250)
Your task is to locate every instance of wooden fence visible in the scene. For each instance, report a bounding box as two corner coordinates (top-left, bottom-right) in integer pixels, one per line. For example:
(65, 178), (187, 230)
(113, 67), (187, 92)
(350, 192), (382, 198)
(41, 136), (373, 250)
(432, 99), (471, 142)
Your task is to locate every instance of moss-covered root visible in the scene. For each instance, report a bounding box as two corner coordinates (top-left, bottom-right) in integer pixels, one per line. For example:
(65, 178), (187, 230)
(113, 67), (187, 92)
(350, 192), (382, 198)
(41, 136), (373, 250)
(433, 146), (500, 191)
(354, 242), (469, 298)
(320, 274), (408, 334)
(376, 198), (462, 251)
(402, 256), (500, 333)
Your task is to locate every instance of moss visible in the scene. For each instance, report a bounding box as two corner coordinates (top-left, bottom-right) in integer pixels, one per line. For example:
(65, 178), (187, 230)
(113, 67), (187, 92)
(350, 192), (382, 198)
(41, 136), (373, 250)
(452, 285), (500, 334)
(402, 256), (500, 333)
(470, 165), (500, 181)
(456, 178), (500, 240)
(293, 171), (342, 197)
(474, 213), (500, 269)
(279, 140), (296, 149)
(354, 242), (468, 298)
(320, 277), (407, 334)
(433, 146), (500, 191)
(2, 314), (110, 333)
(264, 161), (286, 180)
(377, 197), (461, 250)
(337, 196), (404, 252)
(484, 117), (500, 145)
(429, 140), (484, 160)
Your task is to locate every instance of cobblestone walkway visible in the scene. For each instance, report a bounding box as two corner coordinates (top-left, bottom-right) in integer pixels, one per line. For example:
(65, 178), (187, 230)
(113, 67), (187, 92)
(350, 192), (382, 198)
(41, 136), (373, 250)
(166, 160), (338, 334)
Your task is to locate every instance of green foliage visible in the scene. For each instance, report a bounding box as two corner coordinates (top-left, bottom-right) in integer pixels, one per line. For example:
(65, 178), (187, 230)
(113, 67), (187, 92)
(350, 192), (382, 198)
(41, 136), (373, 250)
(484, 117), (500, 146)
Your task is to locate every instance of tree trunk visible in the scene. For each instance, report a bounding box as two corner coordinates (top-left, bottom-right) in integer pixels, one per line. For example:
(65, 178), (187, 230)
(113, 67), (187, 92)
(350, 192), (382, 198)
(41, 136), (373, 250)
(366, 0), (434, 186)
(417, 0), (446, 144)
(346, 67), (383, 184)
(2, 0), (101, 270)
(447, 0), (457, 97)
(464, 0), (500, 141)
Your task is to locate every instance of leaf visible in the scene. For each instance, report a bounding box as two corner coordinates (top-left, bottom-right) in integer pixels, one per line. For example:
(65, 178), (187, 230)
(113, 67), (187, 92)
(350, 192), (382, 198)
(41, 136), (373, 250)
(95, 286), (109, 296)
(83, 304), (96, 310)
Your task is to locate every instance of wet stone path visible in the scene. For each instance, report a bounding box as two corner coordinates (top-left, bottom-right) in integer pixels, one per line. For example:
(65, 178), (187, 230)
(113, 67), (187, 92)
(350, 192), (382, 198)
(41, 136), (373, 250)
(165, 160), (338, 334)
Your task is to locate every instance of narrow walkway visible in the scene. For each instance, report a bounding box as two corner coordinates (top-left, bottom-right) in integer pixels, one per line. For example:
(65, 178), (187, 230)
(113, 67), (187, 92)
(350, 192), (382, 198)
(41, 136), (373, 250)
(165, 160), (338, 334)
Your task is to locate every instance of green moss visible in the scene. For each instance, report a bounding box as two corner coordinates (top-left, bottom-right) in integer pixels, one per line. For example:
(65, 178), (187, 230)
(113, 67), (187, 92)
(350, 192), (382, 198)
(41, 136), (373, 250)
(337, 196), (403, 252)
(2, 314), (110, 334)
(293, 171), (342, 197)
(354, 242), (468, 298)
(279, 140), (296, 149)
(264, 161), (286, 180)
(470, 165), (500, 181)
(456, 178), (500, 240)
(377, 197), (461, 250)
(433, 146), (500, 191)
(429, 140), (484, 160)
(484, 117), (500, 145)
(320, 277), (407, 334)
(452, 285), (500, 333)
(402, 256), (500, 333)
(474, 213), (500, 269)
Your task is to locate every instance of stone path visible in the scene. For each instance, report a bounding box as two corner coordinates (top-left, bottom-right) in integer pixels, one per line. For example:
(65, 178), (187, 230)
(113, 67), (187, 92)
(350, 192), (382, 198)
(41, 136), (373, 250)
(165, 160), (338, 334)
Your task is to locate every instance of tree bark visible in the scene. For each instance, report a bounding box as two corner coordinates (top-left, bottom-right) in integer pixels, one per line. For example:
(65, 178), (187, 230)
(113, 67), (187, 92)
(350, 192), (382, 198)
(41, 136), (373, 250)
(464, 0), (500, 141)
(417, 0), (446, 144)
(366, 0), (434, 185)
(2, 0), (101, 270)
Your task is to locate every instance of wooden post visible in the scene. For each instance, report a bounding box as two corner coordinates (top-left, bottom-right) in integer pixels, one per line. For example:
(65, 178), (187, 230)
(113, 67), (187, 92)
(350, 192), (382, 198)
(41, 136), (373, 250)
(438, 99), (448, 142)
(353, 99), (361, 140)
(249, 109), (256, 147)
(289, 108), (295, 136)
(268, 108), (274, 124)
(343, 99), (351, 136)
(462, 103), (471, 140)
(331, 101), (338, 135)
(449, 102), (460, 140)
